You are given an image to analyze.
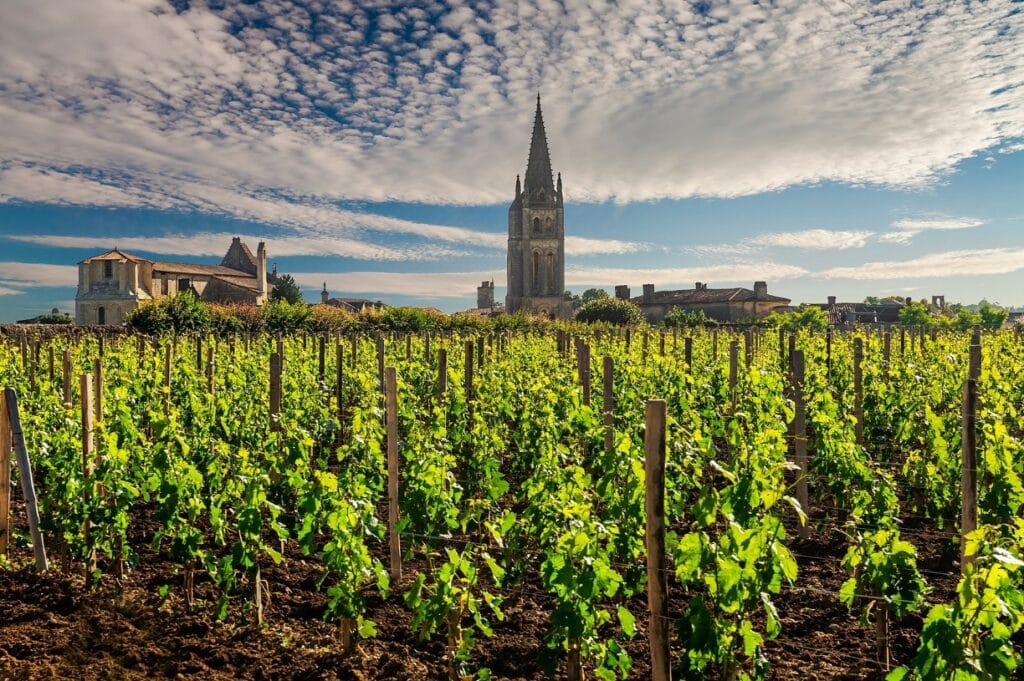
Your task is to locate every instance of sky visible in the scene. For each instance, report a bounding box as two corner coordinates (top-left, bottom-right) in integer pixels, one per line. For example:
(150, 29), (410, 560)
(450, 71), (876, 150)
(0, 0), (1022, 321)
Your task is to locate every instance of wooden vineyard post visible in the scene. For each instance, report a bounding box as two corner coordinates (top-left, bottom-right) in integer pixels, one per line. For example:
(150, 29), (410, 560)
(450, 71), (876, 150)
(578, 343), (591, 407)
(48, 345), (55, 385)
(744, 329), (753, 368)
(853, 338), (864, 446)
(961, 330), (981, 572)
(712, 329), (718, 360)
(684, 337), (693, 371)
(625, 328), (631, 352)
(276, 336), (284, 369)
(195, 335), (203, 371)
(642, 330), (649, 366)
(318, 336), (326, 383)
(728, 340), (739, 409)
(406, 334), (413, 361)
(644, 399), (671, 681)
(206, 346), (215, 396)
(385, 367), (402, 582)
(93, 357), (103, 425)
(5, 389), (47, 571)
(792, 350), (810, 540)
(825, 329), (832, 379)
(603, 357), (614, 454)
(659, 331), (665, 357)
(883, 332), (891, 372)
(424, 333), (431, 365)
(62, 349), (72, 407)
(778, 327), (786, 371)
(476, 336), (484, 369)
(376, 336), (385, 394)
(900, 328), (906, 357)
(270, 353), (282, 432)
(437, 348), (448, 403)
(0, 390), (10, 557)
(464, 341), (474, 412)
(81, 373), (96, 578)
(335, 343), (344, 430)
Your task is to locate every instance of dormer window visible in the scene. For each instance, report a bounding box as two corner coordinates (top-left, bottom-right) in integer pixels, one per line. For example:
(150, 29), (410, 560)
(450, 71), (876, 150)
(104, 261), (113, 279)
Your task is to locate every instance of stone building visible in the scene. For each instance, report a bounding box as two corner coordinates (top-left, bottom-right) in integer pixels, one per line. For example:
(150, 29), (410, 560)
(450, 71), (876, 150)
(477, 280), (495, 310)
(319, 284), (388, 313)
(75, 237), (268, 325)
(505, 95), (573, 320)
(815, 295), (905, 327)
(622, 281), (790, 324)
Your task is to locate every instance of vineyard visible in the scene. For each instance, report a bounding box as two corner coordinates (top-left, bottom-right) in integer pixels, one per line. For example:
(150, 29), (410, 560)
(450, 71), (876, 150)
(0, 326), (1022, 680)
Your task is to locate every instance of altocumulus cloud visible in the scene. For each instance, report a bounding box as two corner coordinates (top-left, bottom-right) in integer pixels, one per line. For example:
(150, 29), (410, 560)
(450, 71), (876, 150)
(0, 0), (1021, 233)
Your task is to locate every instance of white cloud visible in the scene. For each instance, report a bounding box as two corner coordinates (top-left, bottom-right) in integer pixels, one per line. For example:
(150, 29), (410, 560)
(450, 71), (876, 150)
(0, 0), (1020, 212)
(0, 262), (78, 287)
(749, 229), (874, 250)
(880, 215), (986, 243)
(820, 248), (1024, 279)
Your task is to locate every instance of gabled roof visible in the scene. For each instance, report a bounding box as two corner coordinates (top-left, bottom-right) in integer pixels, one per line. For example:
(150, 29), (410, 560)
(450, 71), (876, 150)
(78, 248), (148, 265)
(634, 287), (790, 306)
(220, 237), (258, 275)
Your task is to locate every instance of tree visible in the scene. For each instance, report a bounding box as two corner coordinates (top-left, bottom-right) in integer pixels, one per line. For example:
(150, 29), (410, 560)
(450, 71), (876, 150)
(766, 304), (828, 331)
(581, 288), (609, 305)
(663, 307), (715, 328)
(564, 290), (582, 310)
(897, 301), (931, 327)
(575, 297), (644, 325)
(953, 307), (981, 331)
(271, 274), (303, 304)
(978, 301), (1009, 330)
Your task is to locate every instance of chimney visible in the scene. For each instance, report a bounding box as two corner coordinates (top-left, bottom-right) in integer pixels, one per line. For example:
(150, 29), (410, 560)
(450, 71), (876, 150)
(695, 281), (702, 290)
(321, 282), (329, 305)
(827, 295), (836, 306)
(905, 297), (912, 305)
(642, 284), (655, 303)
(754, 281), (768, 299)
(615, 285), (630, 300)
(256, 242), (268, 298)
(932, 295), (945, 309)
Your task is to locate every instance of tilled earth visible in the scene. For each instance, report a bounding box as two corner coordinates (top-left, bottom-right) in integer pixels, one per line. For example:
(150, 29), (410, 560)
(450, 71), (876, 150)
(1, 507), (961, 681)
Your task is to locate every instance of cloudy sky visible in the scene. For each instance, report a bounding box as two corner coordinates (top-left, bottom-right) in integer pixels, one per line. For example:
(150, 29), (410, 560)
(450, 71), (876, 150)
(1, 0), (1022, 320)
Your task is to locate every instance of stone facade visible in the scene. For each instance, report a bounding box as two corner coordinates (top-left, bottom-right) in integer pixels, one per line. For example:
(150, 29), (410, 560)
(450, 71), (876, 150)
(477, 280), (495, 310)
(75, 237), (268, 325)
(506, 96), (573, 320)
(629, 281), (790, 324)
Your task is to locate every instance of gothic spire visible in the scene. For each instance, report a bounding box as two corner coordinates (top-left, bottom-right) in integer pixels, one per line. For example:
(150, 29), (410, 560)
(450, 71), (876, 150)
(524, 94), (555, 194)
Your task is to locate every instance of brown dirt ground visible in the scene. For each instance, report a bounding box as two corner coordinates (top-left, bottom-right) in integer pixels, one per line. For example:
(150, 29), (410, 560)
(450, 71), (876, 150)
(0, 503), (963, 681)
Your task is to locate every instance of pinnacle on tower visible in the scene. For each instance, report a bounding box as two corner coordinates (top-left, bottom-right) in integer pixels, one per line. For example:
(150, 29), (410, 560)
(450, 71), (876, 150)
(524, 94), (555, 194)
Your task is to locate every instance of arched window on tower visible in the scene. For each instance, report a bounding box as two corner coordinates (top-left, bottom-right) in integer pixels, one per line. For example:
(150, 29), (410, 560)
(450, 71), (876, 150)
(545, 217), (553, 233)
(532, 217), (541, 233)
(98, 306), (106, 325)
(546, 252), (555, 294)
(532, 251), (540, 293)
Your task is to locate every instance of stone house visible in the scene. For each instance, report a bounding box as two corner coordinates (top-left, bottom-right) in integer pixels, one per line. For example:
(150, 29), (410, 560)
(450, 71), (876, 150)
(319, 284), (388, 313)
(621, 281), (790, 324)
(75, 237), (268, 325)
(815, 295), (906, 327)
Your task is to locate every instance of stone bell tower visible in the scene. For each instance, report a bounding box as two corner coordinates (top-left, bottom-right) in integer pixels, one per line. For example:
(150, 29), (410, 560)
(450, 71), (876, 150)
(506, 95), (572, 319)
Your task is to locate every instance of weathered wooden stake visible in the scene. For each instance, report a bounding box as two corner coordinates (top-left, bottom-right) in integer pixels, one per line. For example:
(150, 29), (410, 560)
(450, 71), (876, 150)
(437, 348), (448, 402)
(81, 373), (96, 577)
(684, 337), (693, 371)
(385, 367), (402, 581)
(318, 336), (326, 382)
(335, 343), (344, 423)
(0, 391), (11, 557)
(62, 349), (72, 407)
(960, 376), (978, 572)
(270, 353), (282, 432)
(5, 389), (47, 570)
(792, 350), (809, 540)
(603, 357), (614, 453)
(644, 399), (671, 681)
(659, 331), (665, 357)
(854, 338), (864, 446)
(578, 343), (591, 406)
(206, 346), (215, 395)
(728, 340), (739, 407)
(464, 340), (474, 407)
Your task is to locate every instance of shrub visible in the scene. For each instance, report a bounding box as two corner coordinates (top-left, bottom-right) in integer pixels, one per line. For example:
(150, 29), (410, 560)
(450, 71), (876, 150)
(766, 305), (828, 331)
(265, 299), (311, 333)
(663, 307), (716, 328)
(575, 297), (644, 325)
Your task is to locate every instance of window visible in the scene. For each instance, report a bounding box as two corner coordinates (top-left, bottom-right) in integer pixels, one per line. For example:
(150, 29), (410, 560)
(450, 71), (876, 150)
(98, 306), (105, 325)
(532, 217), (541, 232)
(178, 278), (191, 294)
(546, 252), (555, 294)
(103, 260), (113, 279)
(545, 217), (553, 232)
(162, 277), (168, 295)
(531, 252), (540, 292)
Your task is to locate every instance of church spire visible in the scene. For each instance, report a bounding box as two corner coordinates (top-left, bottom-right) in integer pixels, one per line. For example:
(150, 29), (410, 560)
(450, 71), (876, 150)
(524, 93), (555, 195)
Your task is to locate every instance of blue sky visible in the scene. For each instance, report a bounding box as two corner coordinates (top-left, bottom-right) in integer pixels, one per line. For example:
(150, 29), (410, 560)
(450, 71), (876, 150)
(1, 0), (1022, 321)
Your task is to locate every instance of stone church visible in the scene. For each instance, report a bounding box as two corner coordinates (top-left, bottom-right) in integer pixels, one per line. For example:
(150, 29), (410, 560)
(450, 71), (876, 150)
(75, 237), (269, 325)
(506, 96), (573, 319)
